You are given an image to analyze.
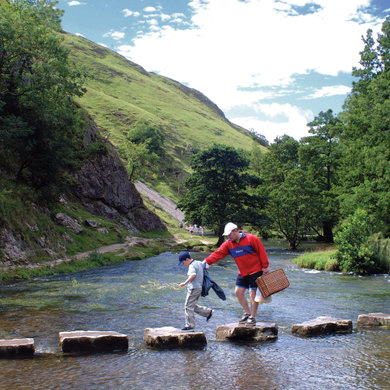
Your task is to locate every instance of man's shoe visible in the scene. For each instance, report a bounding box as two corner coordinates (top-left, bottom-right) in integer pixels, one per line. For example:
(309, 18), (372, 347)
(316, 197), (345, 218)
(246, 316), (256, 326)
(238, 313), (250, 324)
(206, 309), (214, 322)
(181, 326), (194, 331)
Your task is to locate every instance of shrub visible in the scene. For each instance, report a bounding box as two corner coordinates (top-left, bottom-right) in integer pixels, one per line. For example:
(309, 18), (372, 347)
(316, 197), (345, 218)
(334, 209), (380, 273)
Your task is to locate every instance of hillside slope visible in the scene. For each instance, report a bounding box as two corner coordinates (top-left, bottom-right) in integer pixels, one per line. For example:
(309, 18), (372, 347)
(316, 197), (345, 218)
(63, 32), (266, 201)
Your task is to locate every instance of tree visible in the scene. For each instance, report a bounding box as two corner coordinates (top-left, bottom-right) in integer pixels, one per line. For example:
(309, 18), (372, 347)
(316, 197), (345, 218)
(258, 135), (319, 249)
(127, 120), (165, 156)
(119, 120), (165, 181)
(0, 0), (87, 195)
(299, 109), (341, 242)
(267, 169), (318, 250)
(177, 144), (263, 246)
(339, 17), (390, 235)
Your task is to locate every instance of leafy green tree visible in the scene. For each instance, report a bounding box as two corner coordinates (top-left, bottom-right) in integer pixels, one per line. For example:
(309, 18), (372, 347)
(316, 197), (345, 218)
(259, 135), (319, 249)
(128, 120), (165, 156)
(178, 144), (263, 246)
(339, 17), (390, 235)
(0, 0), (87, 195)
(120, 120), (165, 181)
(119, 140), (156, 182)
(299, 109), (341, 242)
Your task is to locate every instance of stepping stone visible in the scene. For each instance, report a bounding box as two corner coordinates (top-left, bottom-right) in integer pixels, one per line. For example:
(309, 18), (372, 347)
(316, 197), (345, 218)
(357, 313), (390, 328)
(59, 331), (128, 353)
(216, 322), (278, 342)
(291, 316), (352, 337)
(0, 338), (35, 357)
(144, 326), (207, 349)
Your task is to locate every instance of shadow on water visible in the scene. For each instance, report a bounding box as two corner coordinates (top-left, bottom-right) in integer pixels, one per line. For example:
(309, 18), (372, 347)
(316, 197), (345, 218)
(0, 246), (389, 389)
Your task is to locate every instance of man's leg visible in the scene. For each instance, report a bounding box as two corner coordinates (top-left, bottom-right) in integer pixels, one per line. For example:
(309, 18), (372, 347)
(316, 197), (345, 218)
(235, 286), (250, 314)
(249, 288), (259, 318)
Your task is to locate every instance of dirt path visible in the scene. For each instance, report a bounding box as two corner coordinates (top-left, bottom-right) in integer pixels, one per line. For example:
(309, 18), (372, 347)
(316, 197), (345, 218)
(135, 180), (185, 223)
(0, 236), (182, 272)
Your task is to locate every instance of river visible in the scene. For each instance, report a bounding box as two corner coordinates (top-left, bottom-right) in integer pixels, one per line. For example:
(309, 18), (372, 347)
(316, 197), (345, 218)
(0, 246), (389, 389)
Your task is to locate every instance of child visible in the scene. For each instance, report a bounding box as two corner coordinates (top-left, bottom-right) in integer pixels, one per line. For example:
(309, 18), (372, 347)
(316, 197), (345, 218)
(178, 251), (213, 331)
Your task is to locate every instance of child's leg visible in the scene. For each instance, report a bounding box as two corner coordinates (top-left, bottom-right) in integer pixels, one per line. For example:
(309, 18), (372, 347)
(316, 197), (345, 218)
(184, 289), (200, 328)
(194, 302), (212, 317)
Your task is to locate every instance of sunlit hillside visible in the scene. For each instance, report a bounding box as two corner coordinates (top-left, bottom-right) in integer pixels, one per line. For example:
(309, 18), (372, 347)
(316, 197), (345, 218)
(63, 32), (266, 200)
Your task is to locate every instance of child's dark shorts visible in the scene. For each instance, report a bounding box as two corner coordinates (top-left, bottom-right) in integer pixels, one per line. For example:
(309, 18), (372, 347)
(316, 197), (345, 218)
(236, 271), (263, 290)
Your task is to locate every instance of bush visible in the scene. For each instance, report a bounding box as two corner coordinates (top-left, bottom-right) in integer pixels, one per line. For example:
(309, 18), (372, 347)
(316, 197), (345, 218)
(334, 209), (380, 273)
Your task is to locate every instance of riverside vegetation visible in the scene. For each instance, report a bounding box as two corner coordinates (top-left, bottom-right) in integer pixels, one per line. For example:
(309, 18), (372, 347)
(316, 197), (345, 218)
(0, 1), (389, 281)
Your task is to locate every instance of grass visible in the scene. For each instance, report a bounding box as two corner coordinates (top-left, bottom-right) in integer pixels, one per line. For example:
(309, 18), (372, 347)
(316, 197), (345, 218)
(62, 32), (267, 200)
(292, 249), (339, 271)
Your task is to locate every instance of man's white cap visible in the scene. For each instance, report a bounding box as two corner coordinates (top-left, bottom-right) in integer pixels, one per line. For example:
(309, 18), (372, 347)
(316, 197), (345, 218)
(223, 222), (238, 236)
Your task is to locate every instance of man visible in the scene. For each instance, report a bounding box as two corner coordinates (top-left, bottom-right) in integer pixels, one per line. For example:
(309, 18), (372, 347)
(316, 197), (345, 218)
(203, 222), (269, 326)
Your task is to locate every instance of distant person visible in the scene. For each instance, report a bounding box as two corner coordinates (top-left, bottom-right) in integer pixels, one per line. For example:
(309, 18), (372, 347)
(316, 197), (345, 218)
(178, 251), (213, 331)
(203, 223), (269, 326)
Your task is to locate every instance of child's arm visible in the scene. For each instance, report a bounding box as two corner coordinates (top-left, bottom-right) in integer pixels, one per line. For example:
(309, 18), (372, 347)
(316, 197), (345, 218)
(179, 274), (196, 287)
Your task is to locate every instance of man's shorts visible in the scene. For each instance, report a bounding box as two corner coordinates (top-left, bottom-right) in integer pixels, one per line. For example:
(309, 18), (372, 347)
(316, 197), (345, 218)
(236, 271), (263, 290)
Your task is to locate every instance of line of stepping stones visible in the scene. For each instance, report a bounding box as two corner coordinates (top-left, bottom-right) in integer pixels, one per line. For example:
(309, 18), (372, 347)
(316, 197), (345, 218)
(1, 313), (388, 357)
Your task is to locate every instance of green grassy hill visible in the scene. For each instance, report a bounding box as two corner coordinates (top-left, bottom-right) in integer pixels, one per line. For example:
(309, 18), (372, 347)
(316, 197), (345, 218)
(63, 32), (266, 201)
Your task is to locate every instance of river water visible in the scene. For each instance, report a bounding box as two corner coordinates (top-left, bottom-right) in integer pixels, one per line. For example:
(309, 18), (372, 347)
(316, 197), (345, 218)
(0, 247), (389, 390)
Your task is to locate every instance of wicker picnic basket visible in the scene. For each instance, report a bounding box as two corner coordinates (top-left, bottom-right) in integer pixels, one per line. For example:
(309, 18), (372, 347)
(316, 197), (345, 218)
(256, 268), (290, 298)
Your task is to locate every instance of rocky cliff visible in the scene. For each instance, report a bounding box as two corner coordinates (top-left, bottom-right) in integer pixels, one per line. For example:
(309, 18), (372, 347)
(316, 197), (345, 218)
(0, 120), (165, 266)
(73, 120), (166, 233)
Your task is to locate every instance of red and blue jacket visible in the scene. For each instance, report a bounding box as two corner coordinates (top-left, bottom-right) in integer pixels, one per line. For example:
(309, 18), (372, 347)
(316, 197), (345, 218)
(204, 232), (269, 277)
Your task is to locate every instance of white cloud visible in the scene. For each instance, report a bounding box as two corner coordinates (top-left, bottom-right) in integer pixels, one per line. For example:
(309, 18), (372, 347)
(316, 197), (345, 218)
(103, 30), (125, 41)
(307, 85), (352, 99)
(147, 19), (159, 26)
(68, 1), (84, 6)
(123, 9), (140, 18)
(231, 103), (313, 142)
(117, 0), (384, 140)
(74, 32), (85, 37)
(144, 6), (157, 13)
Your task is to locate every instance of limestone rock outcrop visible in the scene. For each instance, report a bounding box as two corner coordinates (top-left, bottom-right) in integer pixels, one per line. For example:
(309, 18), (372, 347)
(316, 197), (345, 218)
(292, 316), (352, 336)
(144, 326), (207, 349)
(73, 121), (166, 233)
(216, 323), (278, 342)
(54, 213), (83, 234)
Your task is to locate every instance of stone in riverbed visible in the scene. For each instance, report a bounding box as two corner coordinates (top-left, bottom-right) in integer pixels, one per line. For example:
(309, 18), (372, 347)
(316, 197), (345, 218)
(59, 331), (128, 353)
(291, 316), (352, 337)
(216, 323), (278, 342)
(0, 338), (35, 357)
(357, 313), (390, 328)
(144, 326), (207, 349)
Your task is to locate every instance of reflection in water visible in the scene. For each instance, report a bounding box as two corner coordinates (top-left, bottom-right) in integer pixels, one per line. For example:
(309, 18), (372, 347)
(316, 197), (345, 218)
(0, 248), (389, 389)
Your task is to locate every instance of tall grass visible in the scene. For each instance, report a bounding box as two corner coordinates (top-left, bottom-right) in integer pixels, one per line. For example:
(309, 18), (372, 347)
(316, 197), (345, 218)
(370, 237), (390, 273)
(292, 249), (339, 271)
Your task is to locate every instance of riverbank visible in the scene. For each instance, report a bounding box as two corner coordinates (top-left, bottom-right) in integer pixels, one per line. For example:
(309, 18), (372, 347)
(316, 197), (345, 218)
(0, 234), (216, 284)
(293, 244), (390, 274)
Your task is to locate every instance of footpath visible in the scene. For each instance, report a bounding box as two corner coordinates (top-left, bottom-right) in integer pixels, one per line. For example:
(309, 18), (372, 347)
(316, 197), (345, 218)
(135, 181), (185, 223)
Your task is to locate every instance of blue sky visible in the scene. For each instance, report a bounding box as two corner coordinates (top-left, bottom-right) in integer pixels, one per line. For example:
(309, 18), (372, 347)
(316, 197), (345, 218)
(57, 0), (389, 142)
